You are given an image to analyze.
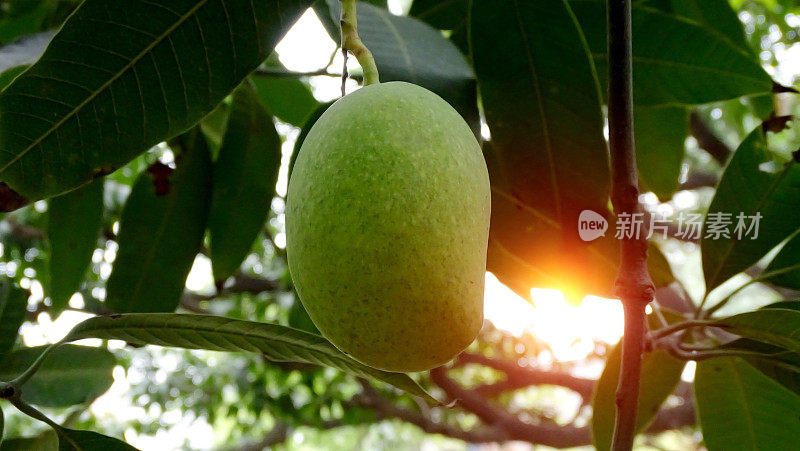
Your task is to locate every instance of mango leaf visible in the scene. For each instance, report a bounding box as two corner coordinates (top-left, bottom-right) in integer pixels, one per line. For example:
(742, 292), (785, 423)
(762, 231), (800, 290)
(47, 179), (103, 313)
(0, 66), (27, 92)
(106, 133), (213, 313)
(252, 58), (318, 127)
(669, 0), (751, 52)
(0, 345), (115, 407)
(62, 313), (438, 403)
(591, 313), (686, 450)
(208, 82), (281, 281)
(0, 0), (312, 206)
(720, 338), (800, 396)
(713, 308), (800, 354)
(634, 106), (687, 200)
(57, 429), (137, 451)
(0, 431), (59, 451)
(0, 0), (54, 44)
(408, 0), (469, 53)
(701, 127), (800, 291)
(0, 279), (27, 356)
(695, 357), (800, 450)
(570, 0), (774, 106)
(319, 0), (479, 135)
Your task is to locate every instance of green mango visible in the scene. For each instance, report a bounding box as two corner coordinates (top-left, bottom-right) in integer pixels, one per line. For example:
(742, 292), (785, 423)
(286, 81), (490, 372)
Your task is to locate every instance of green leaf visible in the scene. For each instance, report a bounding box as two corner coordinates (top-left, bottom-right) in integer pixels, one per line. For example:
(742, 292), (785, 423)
(0, 279), (27, 357)
(634, 106), (687, 199)
(62, 313), (438, 403)
(252, 59), (318, 127)
(0, 66), (27, 92)
(409, 0), (468, 30)
(591, 313), (686, 450)
(208, 82), (281, 281)
(669, 0), (751, 52)
(714, 308), (800, 354)
(106, 133), (213, 313)
(473, 0), (608, 219)
(701, 127), (800, 291)
(0, 1), (53, 44)
(0, 431), (59, 451)
(47, 179), (103, 313)
(720, 338), (800, 396)
(695, 357), (800, 450)
(0, 0), (313, 204)
(0, 345), (115, 407)
(762, 232), (800, 290)
(320, 0), (479, 134)
(57, 429), (138, 451)
(570, 0), (774, 106)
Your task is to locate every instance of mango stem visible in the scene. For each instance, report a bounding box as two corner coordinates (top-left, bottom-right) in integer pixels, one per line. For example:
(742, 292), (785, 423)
(340, 0), (380, 87)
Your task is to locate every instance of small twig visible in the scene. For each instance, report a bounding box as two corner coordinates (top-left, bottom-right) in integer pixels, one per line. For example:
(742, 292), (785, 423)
(606, 0), (654, 449)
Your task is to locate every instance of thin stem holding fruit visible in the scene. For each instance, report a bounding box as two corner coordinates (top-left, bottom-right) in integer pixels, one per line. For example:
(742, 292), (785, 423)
(340, 0), (380, 88)
(606, 0), (654, 449)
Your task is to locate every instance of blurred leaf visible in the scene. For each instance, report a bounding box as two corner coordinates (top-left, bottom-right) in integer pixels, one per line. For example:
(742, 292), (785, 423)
(570, 0), (774, 106)
(634, 106), (687, 199)
(252, 61), (318, 127)
(209, 82), (281, 281)
(0, 345), (115, 407)
(670, 0), (751, 52)
(714, 308), (800, 353)
(0, 279), (26, 357)
(63, 313), (439, 404)
(0, 0), (312, 204)
(0, 431), (58, 451)
(702, 127), (800, 291)
(591, 313), (686, 450)
(47, 180), (103, 313)
(0, 31), (53, 74)
(0, 0), (53, 44)
(695, 357), (800, 450)
(762, 232), (800, 289)
(199, 100), (231, 154)
(409, 0), (467, 30)
(319, 0), (479, 135)
(57, 429), (137, 451)
(106, 133), (213, 313)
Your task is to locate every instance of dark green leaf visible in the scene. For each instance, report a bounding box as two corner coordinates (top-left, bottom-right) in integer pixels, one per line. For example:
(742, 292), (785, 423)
(0, 431), (58, 451)
(0, 66), (27, 92)
(106, 133), (213, 313)
(0, 345), (115, 407)
(0, 0), (312, 204)
(714, 308), (800, 354)
(591, 313), (685, 450)
(695, 357), (800, 450)
(0, 0), (53, 44)
(720, 338), (800, 396)
(702, 127), (800, 291)
(669, 0), (751, 52)
(57, 429), (137, 451)
(570, 0), (774, 106)
(321, 0), (479, 135)
(409, 0), (468, 30)
(0, 278), (27, 357)
(62, 313), (438, 403)
(762, 232), (800, 290)
(634, 106), (687, 199)
(208, 82), (281, 281)
(47, 179), (103, 313)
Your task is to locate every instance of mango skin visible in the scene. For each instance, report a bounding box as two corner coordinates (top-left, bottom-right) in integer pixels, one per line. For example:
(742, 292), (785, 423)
(286, 81), (490, 372)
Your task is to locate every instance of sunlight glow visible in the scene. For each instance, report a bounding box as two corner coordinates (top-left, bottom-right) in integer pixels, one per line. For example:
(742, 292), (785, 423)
(484, 273), (624, 362)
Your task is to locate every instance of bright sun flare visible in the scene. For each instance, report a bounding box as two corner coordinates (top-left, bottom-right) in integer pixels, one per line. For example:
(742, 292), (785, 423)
(484, 273), (628, 362)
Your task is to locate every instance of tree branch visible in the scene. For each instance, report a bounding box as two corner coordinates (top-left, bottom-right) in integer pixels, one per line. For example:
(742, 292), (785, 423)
(689, 111), (732, 164)
(607, 0), (654, 449)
